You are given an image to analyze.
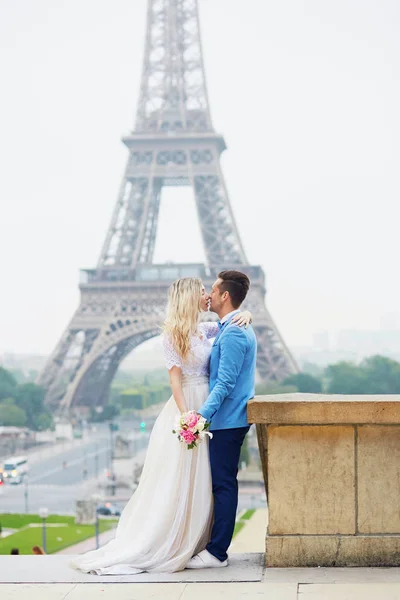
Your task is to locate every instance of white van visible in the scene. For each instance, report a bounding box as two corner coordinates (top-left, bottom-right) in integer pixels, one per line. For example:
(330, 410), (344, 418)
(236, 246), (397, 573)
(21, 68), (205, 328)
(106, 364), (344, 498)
(1, 455), (29, 484)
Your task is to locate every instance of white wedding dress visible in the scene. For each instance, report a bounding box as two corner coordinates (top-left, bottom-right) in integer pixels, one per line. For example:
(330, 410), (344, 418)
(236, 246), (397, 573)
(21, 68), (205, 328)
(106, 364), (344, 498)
(70, 321), (219, 575)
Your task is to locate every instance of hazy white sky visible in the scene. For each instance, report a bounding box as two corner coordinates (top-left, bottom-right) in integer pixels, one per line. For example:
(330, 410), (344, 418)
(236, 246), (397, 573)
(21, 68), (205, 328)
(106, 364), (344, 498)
(0, 0), (399, 356)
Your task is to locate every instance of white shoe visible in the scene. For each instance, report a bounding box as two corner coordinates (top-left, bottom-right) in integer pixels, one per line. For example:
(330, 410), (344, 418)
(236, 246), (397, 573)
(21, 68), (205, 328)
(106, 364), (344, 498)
(186, 549), (228, 569)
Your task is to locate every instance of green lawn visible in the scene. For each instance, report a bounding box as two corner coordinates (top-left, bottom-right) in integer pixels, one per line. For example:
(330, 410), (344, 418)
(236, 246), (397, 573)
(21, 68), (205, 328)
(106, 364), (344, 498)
(0, 513), (117, 555)
(232, 509), (256, 538)
(0, 514), (76, 529)
(0, 509), (255, 551)
(241, 509), (256, 521)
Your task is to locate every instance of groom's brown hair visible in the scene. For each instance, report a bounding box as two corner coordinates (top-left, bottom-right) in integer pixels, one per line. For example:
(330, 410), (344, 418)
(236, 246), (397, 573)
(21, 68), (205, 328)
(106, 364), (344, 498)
(217, 270), (250, 308)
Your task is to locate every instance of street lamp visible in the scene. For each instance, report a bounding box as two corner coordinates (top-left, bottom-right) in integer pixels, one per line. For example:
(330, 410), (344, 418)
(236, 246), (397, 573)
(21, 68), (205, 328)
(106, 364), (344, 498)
(109, 422), (119, 458)
(38, 507), (49, 553)
(109, 425), (113, 469)
(108, 421), (119, 468)
(108, 423), (119, 497)
(92, 494), (102, 550)
(82, 448), (88, 480)
(24, 476), (29, 514)
(94, 442), (99, 479)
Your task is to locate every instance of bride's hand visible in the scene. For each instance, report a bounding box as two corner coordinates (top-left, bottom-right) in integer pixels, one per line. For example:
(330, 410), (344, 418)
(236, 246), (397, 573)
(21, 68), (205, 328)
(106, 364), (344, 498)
(232, 310), (252, 328)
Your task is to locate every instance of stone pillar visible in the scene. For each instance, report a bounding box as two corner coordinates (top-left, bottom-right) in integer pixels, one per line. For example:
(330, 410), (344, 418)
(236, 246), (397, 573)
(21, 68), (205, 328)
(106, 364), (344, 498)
(248, 393), (400, 567)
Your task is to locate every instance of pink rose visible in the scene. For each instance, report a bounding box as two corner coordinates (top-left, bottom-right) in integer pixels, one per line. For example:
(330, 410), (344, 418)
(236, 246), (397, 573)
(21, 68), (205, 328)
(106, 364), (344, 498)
(181, 429), (197, 444)
(185, 413), (199, 429)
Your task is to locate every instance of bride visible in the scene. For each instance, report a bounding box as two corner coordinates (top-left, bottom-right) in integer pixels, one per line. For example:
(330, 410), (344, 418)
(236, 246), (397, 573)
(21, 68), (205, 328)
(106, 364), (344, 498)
(70, 277), (251, 574)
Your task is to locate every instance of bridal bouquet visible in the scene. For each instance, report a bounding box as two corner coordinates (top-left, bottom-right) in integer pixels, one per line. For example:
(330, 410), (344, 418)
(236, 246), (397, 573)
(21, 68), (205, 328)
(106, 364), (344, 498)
(173, 411), (213, 450)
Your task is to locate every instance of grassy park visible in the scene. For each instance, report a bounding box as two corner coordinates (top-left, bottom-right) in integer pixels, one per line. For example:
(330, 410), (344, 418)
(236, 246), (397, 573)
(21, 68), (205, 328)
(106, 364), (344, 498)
(0, 513), (117, 555)
(0, 508), (256, 554)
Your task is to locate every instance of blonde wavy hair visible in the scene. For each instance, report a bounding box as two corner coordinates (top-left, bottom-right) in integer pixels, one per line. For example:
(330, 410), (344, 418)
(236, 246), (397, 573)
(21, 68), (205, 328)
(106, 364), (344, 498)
(163, 277), (203, 361)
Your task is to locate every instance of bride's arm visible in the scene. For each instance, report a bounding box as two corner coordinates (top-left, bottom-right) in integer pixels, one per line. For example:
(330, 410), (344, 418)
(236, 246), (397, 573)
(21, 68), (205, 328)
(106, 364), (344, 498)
(231, 310), (252, 327)
(201, 322), (220, 338)
(201, 310), (253, 338)
(168, 366), (188, 414)
(163, 334), (188, 414)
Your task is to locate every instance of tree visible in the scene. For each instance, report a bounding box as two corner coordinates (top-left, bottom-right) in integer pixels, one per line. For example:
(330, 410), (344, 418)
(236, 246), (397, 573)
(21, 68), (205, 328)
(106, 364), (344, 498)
(324, 357), (400, 395)
(360, 355), (400, 394)
(90, 404), (120, 422)
(35, 412), (54, 431)
(9, 368), (39, 384)
(324, 362), (368, 394)
(14, 383), (52, 430)
(301, 362), (325, 378)
(283, 373), (322, 393)
(0, 367), (17, 401)
(255, 383), (298, 395)
(1, 397), (16, 406)
(120, 389), (147, 410)
(0, 403), (27, 427)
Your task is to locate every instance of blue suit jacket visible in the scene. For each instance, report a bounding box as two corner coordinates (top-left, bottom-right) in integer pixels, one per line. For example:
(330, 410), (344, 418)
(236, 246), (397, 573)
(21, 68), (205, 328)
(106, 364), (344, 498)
(198, 315), (257, 431)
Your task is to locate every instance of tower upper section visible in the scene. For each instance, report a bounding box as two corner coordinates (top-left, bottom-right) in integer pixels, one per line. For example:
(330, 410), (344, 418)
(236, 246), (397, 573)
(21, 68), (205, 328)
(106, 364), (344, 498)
(135, 0), (213, 134)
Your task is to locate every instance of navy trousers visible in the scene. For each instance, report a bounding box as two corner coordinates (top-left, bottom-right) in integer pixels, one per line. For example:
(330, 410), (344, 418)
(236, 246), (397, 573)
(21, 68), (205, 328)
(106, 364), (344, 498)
(206, 426), (250, 562)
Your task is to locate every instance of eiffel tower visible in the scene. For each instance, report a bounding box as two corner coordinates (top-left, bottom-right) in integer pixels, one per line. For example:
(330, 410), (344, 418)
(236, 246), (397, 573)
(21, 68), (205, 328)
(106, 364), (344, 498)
(38, 0), (298, 412)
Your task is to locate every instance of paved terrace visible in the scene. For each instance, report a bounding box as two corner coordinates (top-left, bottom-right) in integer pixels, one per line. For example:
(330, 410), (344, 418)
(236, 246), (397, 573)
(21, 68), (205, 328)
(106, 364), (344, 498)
(2, 555), (400, 599)
(2, 510), (400, 598)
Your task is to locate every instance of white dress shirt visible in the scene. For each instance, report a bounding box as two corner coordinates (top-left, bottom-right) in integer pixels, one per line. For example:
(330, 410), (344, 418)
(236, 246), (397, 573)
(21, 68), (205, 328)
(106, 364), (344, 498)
(220, 309), (240, 325)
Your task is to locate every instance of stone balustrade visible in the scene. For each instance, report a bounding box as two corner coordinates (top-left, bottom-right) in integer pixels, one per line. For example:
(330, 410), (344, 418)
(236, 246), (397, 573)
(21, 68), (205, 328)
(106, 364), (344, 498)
(248, 393), (400, 567)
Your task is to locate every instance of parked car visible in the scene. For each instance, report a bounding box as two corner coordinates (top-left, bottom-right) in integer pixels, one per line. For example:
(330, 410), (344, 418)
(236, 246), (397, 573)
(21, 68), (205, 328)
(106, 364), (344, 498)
(96, 502), (121, 517)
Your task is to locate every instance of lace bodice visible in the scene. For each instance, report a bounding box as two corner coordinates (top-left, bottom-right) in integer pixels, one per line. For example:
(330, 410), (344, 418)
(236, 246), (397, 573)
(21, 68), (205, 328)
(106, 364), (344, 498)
(163, 322), (219, 376)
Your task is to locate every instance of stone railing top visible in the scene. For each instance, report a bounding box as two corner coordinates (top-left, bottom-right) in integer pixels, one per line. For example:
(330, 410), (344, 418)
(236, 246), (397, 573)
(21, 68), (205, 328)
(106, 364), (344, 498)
(248, 393), (400, 425)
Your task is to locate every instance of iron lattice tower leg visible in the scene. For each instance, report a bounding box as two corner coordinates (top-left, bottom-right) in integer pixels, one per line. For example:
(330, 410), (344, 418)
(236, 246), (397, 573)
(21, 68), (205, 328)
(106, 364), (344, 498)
(37, 0), (298, 413)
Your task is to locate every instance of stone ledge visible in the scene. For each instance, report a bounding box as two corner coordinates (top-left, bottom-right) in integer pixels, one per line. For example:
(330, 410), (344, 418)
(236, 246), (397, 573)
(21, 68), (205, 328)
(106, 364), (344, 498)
(248, 393), (400, 424)
(266, 535), (400, 567)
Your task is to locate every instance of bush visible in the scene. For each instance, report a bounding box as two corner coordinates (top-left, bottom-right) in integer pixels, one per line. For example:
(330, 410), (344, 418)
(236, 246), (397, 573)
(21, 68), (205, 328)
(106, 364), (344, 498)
(283, 373), (323, 393)
(89, 404), (120, 422)
(255, 383), (298, 395)
(0, 368), (17, 401)
(0, 403), (27, 427)
(120, 389), (147, 410)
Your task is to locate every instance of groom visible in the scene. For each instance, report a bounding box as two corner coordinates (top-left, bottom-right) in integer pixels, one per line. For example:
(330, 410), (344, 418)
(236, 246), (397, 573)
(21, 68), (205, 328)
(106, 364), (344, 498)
(187, 270), (257, 569)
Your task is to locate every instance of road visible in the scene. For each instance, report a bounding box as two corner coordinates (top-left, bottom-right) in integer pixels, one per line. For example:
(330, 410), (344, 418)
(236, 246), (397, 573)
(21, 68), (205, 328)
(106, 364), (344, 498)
(28, 437), (110, 486)
(0, 420), (150, 514)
